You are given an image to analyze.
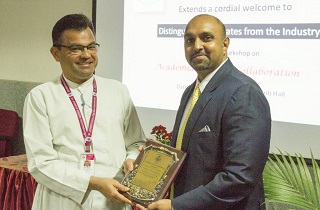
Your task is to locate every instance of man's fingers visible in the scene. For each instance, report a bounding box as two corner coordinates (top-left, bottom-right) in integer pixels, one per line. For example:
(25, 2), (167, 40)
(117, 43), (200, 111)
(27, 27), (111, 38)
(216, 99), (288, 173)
(138, 144), (144, 151)
(114, 192), (132, 205)
(113, 181), (129, 193)
(135, 204), (147, 210)
(123, 158), (135, 173)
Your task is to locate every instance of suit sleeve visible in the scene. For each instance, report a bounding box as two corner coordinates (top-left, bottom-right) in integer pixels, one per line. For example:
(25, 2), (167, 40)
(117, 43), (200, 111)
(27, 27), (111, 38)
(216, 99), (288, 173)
(172, 84), (271, 209)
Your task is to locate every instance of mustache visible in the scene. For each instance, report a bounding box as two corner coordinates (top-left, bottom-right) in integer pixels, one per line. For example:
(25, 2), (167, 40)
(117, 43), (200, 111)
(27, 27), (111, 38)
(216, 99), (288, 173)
(191, 52), (207, 59)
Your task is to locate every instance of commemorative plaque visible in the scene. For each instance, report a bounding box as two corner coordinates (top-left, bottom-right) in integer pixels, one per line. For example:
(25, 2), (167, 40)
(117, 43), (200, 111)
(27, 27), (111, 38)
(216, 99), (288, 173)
(121, 140), (187, 207)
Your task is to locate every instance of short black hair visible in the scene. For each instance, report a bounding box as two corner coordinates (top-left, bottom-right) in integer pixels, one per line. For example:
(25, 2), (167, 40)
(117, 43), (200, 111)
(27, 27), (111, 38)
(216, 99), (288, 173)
(52, 14), (94, 45)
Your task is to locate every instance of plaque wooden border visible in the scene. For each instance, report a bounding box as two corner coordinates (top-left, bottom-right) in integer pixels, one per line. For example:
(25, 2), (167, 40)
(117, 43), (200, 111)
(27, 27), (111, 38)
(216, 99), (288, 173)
(121, 140), (187, 207)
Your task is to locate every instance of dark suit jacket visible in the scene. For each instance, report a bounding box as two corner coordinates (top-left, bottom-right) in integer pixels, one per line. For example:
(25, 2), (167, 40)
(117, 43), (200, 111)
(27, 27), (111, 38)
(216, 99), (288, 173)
(171, 59), (271, 210)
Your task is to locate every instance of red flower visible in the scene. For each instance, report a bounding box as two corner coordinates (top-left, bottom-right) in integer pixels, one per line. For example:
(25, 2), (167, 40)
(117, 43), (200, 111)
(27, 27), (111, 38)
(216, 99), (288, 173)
(151, 125), (172, 145)
(165, 132), (172, 140)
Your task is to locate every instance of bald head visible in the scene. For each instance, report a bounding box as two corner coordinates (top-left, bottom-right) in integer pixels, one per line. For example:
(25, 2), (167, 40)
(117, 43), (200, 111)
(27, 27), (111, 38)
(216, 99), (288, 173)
(186, 14), (226, 39)
(183, 14), (230, 81)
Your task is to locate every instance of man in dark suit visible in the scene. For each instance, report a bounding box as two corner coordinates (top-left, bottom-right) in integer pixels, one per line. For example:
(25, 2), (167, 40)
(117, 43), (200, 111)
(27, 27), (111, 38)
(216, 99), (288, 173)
(137, 14), (271, 210)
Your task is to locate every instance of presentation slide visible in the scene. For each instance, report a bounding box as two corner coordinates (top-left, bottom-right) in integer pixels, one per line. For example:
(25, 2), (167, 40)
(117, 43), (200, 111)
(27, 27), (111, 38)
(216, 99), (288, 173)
(96, 0), (320, 159)
(122, 0), (320, 126)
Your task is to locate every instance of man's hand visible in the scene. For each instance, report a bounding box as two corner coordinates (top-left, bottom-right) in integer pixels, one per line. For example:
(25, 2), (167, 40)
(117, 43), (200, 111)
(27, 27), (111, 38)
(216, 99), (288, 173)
(123, 158), (135, 174)
(135, 199), (172, 210)
(89, 176), (132, 205)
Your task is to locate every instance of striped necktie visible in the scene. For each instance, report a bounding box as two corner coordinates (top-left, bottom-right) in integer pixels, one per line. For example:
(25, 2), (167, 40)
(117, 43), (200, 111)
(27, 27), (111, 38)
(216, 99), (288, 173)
(170, 84), (201, 199)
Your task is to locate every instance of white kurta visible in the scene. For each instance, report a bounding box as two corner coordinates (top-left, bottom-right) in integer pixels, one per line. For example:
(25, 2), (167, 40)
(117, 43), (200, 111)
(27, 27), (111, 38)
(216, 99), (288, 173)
(23, 75), (146, 210)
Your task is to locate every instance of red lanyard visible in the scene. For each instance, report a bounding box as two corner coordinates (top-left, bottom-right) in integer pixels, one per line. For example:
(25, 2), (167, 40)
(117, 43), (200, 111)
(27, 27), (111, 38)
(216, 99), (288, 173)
(60, 75), (97, 153)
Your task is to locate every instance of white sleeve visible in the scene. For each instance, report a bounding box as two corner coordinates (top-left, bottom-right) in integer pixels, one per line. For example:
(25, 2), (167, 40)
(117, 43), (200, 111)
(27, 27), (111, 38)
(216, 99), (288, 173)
(122, 86), (146, 160)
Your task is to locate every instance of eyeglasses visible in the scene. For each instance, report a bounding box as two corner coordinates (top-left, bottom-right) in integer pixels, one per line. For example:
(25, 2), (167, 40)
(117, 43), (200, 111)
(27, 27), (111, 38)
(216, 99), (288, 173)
(54, 43), (100, 54)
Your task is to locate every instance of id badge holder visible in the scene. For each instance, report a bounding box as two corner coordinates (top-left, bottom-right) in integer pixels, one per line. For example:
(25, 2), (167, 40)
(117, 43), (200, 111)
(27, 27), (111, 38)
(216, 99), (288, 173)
(80, 153), (95, 175)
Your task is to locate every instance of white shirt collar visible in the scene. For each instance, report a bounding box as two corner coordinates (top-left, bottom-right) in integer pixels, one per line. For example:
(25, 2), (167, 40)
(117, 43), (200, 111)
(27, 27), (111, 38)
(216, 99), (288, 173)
(62, 75), (94, 89)
(196, 58), (228, 92)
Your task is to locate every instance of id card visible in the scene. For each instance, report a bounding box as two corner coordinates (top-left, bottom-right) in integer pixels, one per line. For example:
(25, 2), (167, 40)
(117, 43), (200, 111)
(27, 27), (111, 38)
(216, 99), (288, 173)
(80, 153), (95, 175)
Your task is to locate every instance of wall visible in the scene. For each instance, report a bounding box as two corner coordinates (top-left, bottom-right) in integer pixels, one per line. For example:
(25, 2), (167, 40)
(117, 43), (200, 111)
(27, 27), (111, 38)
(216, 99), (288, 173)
(0, 0), (92, 155)
(0, 0), (92, 83)
(0, 79), (39, 155)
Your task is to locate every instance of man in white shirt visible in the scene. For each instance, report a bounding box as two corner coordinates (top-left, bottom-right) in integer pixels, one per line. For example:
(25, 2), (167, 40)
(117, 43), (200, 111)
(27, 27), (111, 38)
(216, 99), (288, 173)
(23, 13), (146, 210)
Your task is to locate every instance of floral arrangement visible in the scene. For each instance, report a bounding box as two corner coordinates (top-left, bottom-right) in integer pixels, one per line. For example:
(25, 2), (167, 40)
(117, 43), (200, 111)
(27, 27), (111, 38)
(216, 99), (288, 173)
(151, 125), (172, 145)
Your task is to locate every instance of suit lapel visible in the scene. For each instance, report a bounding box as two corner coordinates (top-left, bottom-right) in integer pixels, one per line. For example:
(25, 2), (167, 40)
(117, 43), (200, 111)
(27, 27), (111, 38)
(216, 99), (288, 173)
(179, 59), (234, 151)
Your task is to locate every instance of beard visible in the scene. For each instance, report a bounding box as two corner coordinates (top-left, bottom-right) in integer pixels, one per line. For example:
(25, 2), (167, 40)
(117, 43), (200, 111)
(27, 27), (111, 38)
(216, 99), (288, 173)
(189, 58), (211, 72)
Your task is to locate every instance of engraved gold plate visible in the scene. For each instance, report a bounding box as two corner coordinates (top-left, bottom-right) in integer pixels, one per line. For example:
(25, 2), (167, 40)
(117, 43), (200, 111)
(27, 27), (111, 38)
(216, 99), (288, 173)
(121, 140), (187, 207)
